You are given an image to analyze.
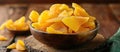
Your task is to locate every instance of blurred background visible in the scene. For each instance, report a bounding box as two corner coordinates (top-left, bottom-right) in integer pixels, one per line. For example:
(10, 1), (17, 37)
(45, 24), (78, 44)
(0, 0), (120, 4)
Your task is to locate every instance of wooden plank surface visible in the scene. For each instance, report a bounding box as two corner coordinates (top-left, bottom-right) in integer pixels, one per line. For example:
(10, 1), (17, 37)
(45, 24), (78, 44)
(109, 4), (120, 23)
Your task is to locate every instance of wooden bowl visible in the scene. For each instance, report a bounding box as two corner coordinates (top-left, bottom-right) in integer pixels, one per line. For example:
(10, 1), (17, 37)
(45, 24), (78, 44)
(7, 29), (30, 35)
(30, 21), (99, 49)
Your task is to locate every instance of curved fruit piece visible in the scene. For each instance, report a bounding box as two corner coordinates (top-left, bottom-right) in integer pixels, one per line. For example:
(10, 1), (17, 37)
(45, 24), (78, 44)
(16, 40), (26, 50)
(49, 4), (62, 18)
(47, 10), (69, 22)
(46, 22), (67, 34)
(0, 35), (7, 41)
(7, 43), (16, 49)
(0, 22), (7, 30)
(29, 10), (39, 22)
(72, 3), (89, 17)
(62, 16), (89, 32)
(76, 27), (90, 33)
(38, 10), (51, 23)
(82, 21), (95, 30)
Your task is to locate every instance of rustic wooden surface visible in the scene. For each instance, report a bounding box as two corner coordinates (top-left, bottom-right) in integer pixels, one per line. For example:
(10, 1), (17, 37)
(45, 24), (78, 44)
(24, 34), (105, 52)
(0, 3), (119, 52)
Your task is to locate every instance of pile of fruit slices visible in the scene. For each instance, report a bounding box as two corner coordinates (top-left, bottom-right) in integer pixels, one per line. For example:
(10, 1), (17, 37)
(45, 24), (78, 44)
(29, 3), (96, 34)
(0, 16), (30, 31)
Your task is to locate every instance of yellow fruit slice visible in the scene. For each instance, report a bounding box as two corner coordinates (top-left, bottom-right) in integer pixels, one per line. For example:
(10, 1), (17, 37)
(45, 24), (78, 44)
(46, 22), (67, 34)
(0, 35), (7, 41)
(29, 10), (39, 22)
(5, 19), (15, 30)
(76, 16), (89, 25)
(14, 16), (26, 28)
(16, 40), (26, 50)
(72, 3), (89, 17)
(68, 28), (73, 33)
(88, 16), (96, 22)
(7, 43), (16, 49)
(62, 16), (89, 32)
(38, 10), (51, 23)
(32, 22), (41, 30)
(49, 4), (62, 18)
(59, 4), (69, 10)
(62, 16), (80, 32)
(0, 22), (6, 30)
(76, 27), (90, 33)
(82, 21), (95, 30)
(47, 10), (69, 22)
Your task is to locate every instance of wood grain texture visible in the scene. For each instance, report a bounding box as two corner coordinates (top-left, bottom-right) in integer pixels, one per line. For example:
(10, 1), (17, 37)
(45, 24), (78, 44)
(109, 4), (120, 23)
(81, 4), (120, 39)
(24, 34), (105, 52)
(8, 4), (28, 21)
(0, 30), (14, 47)
(0, 5), (9, 25)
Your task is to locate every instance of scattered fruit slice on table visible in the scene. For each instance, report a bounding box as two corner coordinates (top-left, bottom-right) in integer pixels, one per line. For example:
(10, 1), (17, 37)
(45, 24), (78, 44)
(7, 43), (16, 49)
(0, 35), (7, 41)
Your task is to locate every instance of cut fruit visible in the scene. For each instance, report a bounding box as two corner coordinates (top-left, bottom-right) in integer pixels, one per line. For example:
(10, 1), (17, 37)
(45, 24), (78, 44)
(16, 40), (26, 50)
(76, 27), (90, 33)
(0, 35), (7, 41)
(46, 22), (67, 34)
(7, 43), (16, 49)
(29, 10), (39, 22)
(38, 10), (51, 23)
(62, 16), (89, 32)
(72, 3), (89, 17)
(82, 21), (95, 30)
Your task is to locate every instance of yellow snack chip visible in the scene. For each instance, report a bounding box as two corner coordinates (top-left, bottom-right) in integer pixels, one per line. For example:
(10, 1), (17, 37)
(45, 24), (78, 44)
(16, 40), (26, 50)
(0, 35), (7, 41)
(46, 22), (67, 34)
(72, 3), (89, 17)
(29, 10), (39, 22)
(7, 43), (16, 49)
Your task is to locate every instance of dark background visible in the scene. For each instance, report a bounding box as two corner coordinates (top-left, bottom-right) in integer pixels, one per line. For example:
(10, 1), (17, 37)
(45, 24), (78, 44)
(0, 0), (120, 4)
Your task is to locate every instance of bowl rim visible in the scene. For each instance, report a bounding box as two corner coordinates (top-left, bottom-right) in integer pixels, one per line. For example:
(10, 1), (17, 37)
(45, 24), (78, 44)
(30, 20), (100, 35)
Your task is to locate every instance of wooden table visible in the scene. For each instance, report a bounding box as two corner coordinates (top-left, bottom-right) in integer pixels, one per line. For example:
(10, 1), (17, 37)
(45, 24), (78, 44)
(0, 3), (120, 52)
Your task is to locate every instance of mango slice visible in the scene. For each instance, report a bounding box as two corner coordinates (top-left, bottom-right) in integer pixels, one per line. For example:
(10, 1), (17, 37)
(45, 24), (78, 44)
(46, 22), (67, 34)
(14, 16), (26, 29)
(0, 21), (8, 30)
(7, 43), (16, 49)
(76, 27), (90, 33)
(38, 10), (51, 23)
(29, 10), (39, 22)
(0, 35), (7, 41)
(62, 16), (89, 32)
(72, 3), (89, 17)
(49, 4), (62, 18)
(29, 3), (96, 34)
(16, 40), (26, 50)
(47, 10), (69, 22)
(82, 21), (95, 30)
